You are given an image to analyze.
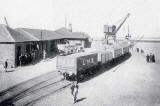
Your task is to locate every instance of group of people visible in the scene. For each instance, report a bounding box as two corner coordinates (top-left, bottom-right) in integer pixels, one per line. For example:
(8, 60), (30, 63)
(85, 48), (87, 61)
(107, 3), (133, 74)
(136, 48), (144, 53)
(19, 53), (33, 66)
(136, 48), (156, 63)
(19, 50), (47, 66)
(146, 53), (156, 63)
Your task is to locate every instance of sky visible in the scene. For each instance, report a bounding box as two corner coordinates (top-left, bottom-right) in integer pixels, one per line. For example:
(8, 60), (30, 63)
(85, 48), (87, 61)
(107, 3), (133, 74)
(0, 0), (160, 39)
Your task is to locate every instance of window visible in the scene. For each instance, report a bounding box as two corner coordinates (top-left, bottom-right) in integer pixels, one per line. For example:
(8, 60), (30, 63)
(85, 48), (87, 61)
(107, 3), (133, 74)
(86, 59), (90, 64)
(91, 58), (94, 63)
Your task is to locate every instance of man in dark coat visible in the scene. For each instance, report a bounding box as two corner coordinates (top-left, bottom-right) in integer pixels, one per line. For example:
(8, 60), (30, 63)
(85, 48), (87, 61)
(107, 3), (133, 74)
(4, 59), (8, 72)
(74, 82), (79, 103)
(141, 49), (144, 53)
(70, 81), (79, 104)
(152, 54), (156, 62)
(146, 54), (149, 62)
(136, 48), (139, 52)
(71, 82), (75, 96)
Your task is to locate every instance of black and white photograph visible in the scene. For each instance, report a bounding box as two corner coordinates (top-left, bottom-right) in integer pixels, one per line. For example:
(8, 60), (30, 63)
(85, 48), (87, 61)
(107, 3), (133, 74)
(0, 0), (160, 106)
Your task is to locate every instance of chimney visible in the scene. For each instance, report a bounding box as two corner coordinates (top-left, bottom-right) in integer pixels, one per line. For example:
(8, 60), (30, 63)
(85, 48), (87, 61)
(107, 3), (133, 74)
(69, 23), (72, 32)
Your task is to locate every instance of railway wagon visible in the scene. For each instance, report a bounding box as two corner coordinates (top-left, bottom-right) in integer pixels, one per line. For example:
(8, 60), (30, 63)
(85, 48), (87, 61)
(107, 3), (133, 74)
(105, 51), (113, 62)
(95, 44), (122, 59)
(92, 50), (113, 64)
(122, 44), (130, 54)
(120, 41), (130, 54)
(106, 47), (123, 58)
(122, 46), (129, 54)
(56, 52), (98, 78)
(94, 50), (106, 64)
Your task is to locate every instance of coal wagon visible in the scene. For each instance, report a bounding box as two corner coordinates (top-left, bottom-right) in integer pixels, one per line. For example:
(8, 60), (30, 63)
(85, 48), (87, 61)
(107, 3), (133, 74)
(56, 52), (98, 80)
(92, 50), (113, 64)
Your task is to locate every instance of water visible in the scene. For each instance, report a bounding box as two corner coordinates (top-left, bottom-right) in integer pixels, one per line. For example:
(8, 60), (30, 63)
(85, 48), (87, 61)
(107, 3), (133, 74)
(135, 41), (160, 63)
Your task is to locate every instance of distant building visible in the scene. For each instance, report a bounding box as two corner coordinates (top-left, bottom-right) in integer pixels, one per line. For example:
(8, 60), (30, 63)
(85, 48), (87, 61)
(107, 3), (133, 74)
(0, 25), (91, 68)
(54, 27), (91, 48)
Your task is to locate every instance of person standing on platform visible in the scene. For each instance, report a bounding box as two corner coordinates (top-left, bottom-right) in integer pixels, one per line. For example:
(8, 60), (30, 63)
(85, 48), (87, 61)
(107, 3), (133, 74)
(31, 52), (36, 64)
(71, 82), (75, 96)
(141, 49), (144, 53)
(19, 54), (22, 66)
(152, 54), (155, 62)
(4, 59), (8, 72)
(136, 48), (139, 52)
(28, 53), (32, 63)
(71, 81), (79, 104)
(146, 54), (149, 62)
(74, 81), (79, 103)
(149, 53), (153, 62)
(24, 53), (28, 64)
(43, 50), (46, 60)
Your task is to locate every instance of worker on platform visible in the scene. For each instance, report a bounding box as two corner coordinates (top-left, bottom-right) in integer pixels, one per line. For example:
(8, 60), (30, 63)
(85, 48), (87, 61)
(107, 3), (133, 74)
(150, 53), (156, 63)
(152, 54), (156, 62)
(146, 54), (149, 62)
(141, 49), (144, 53)
(136, 48), (139, 52)
(4, 59), (8, 72)
(43, 50), (46, 60)
(149, 53), (153, 62)
(71, 82), (75, 96)
(19, 54), (23, 66)
(24, 53), (28, 64)
(63, 72), (67, 80)
(70, 81), (79, 104)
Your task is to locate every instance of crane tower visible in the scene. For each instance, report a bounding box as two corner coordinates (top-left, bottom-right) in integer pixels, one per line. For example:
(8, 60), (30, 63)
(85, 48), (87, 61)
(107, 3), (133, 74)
(104, 13), (130, 44)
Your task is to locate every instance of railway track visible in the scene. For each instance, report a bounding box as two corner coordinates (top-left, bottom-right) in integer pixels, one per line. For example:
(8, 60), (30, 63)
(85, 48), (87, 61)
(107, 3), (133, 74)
(14, 81), (71, 106)
(0, 71), (72, 106)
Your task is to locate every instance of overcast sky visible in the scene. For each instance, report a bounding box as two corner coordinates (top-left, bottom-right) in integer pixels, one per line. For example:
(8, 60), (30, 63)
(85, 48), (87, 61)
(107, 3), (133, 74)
(0, 0), (160, 39)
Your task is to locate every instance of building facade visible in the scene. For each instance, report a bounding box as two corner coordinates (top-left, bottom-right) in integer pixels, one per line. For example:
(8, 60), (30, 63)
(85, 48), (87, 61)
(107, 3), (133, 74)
(0, 25), (91, 68)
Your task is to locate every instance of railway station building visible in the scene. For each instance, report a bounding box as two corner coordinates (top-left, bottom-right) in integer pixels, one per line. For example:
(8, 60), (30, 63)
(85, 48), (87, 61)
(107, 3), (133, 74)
(0, 24), (91, 68)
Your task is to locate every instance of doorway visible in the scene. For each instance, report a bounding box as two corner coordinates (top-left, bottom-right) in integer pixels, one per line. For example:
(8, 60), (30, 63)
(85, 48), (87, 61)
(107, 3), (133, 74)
(16, 46), (21, 66)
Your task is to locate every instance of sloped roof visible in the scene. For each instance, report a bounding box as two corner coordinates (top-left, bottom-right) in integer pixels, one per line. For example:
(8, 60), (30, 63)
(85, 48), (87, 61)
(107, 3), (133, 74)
(70, 32), (89, 39)
(0, 24), (38, 43)
(15, 28), (39, 41)
(18, 28), (64, 40)
(0, 25), (89, 43)
(20, 27), (89, 41)
(55, 27), (88, 39)
(0, 24), (15, 42)
(54, 27), (70, 35)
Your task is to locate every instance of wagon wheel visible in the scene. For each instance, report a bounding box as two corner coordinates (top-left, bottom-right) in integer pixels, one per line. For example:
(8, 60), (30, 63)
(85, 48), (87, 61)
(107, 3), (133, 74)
(77, 70), (85, 82)
(88, 68), (93, 75)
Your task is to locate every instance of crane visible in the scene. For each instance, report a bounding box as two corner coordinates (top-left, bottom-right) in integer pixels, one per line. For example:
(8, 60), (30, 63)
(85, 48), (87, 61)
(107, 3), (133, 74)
(104, 13), (130, 44)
